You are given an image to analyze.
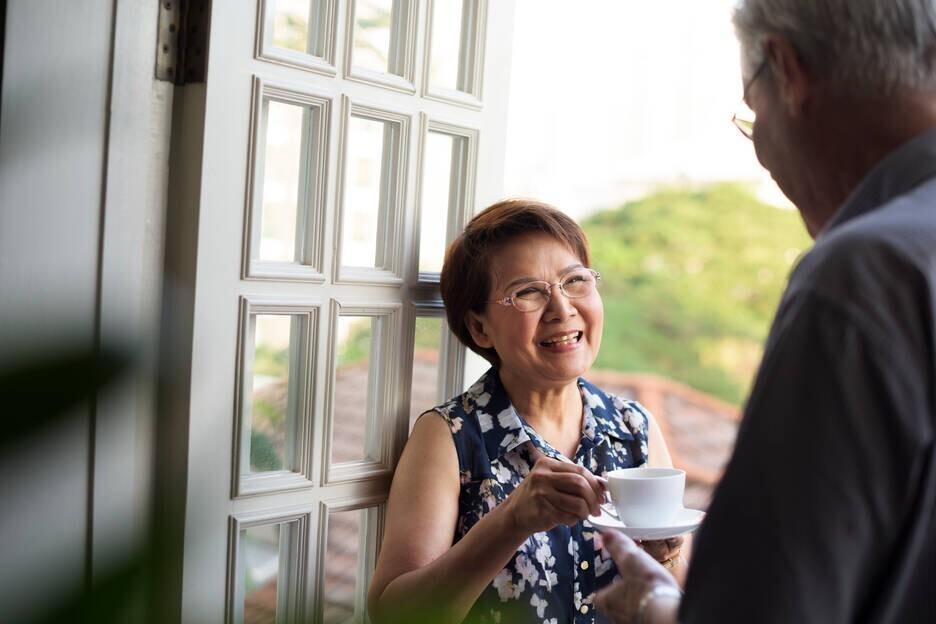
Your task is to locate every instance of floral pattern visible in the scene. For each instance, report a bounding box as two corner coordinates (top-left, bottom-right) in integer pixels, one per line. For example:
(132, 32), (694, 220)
(431, 368), (650, 623)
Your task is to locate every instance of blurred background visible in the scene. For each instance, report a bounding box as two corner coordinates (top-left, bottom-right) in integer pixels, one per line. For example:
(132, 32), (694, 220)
(497, 0), (812, 508)
(0, 1), (815, 622)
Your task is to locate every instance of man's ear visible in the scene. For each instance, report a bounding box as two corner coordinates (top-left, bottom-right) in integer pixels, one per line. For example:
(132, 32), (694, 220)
(764, 35), (811, 116)
(465, 310), (494, 349)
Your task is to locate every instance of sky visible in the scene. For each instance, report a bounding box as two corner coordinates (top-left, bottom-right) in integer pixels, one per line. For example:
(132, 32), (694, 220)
(502, 0), (790, 219)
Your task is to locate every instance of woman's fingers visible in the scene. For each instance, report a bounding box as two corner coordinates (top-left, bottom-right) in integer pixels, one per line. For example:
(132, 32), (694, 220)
(638, 537), (682, 563)
(549, 472), (602, 514)
(541, 496), (584, 527)
(640, 536), (684, 562)
(545, 490), (595, 523)
(544, 457), (607, 499)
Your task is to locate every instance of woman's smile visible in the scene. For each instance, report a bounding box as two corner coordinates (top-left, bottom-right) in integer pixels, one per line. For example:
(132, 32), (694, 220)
(538, 329), (584, 350)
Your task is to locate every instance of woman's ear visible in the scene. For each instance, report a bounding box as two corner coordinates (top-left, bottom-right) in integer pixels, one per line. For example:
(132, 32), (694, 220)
(465, 310), (494, 349)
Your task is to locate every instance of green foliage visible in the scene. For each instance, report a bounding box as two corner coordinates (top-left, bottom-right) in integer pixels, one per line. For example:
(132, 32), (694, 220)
(338, 320), (373, 367)
(414, 317), (444, 351)
(253, 397), (285, 428)
(250, 430), (282, 472)
(254, 343), (289, 378)
(583, 183), (812, 405)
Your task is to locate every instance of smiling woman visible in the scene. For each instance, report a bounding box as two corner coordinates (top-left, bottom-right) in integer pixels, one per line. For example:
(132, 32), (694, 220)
(367, 199), (680, 624)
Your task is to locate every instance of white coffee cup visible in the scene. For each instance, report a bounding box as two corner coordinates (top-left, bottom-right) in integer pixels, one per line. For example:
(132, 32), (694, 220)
(605, 467), (685, 527)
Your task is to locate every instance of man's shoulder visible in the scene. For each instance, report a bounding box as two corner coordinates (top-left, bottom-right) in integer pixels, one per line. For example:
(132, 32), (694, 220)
(793, 191), (936, 297)
(780, 189), (936, 358)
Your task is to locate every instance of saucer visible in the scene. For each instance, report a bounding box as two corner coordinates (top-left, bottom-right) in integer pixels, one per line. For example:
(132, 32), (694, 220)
(586, 507), (705, 540)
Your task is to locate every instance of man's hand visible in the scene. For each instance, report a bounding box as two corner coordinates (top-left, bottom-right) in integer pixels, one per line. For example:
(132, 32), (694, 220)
(595, 530), (682, 624)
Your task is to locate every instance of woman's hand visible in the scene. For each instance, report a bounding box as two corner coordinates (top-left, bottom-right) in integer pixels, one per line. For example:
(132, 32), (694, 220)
(596, 530), (682, 624)
(500, 455), (605, 535)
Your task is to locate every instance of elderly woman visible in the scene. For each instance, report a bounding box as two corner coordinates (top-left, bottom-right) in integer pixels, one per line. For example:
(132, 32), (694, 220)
(368, 200), (682, 624)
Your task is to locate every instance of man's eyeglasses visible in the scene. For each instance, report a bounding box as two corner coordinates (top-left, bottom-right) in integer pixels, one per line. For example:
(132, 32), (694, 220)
(489, 268), (601, 313)
(732, 58), (768, 140)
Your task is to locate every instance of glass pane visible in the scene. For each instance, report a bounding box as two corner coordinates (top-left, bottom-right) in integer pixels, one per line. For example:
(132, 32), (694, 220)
(332, 316), (374, 464)
(353, 0), (392, 73)
(242, 524), (282, 624)
(259, 100), (307, 263)
(323, 509), (363, 624)
(342, 116), (387, 268)
(463, 348), (489, 392)
(272, 0), (307, 53)
(249, 315), (297, 473)
(428, 0), (464, 90)
(270, 0), (327, 57)
(410, 317), (444, 431)
(419, 132), (456, 273)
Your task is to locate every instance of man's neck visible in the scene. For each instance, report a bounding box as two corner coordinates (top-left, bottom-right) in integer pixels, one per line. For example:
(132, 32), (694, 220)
(803, 89), (936, 235)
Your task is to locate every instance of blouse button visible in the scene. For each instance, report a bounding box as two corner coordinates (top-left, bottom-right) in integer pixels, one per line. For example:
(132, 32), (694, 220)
(580, 560), (589, 570)
(580, 605), (589, 614)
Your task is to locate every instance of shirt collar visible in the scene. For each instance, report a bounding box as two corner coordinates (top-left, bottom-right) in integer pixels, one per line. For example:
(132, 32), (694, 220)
(822, 124), (936, 238)
(578, 377), (637, 445)
(468, 368), (634, 462)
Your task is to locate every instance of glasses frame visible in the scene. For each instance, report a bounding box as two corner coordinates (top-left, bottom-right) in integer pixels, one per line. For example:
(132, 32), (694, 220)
(489, 268), (602, 313)
(732, 57), (769, 140)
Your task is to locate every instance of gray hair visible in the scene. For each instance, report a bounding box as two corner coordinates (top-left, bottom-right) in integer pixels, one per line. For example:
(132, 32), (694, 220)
(733, 0), (936, 94)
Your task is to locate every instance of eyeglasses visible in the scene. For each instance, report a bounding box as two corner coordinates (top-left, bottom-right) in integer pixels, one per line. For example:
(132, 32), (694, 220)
(732, 58), (768, 140)
(489, 268), (601, 312)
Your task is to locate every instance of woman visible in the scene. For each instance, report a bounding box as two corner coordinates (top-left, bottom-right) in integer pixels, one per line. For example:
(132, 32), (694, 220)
(368, 200), (682, 623)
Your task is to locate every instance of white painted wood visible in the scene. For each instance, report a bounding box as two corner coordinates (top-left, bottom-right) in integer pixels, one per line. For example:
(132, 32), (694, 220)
(233, 297), (322, 497)
(243, 77), (332, 282)
(164, 1), (517, 621)
(94, 0), (174, 588)
(227, 509), (310, 624)
(1, 1), (173, 622)
(0, 1), (108, 621)
(333, 96), (411, 285)
(312, 495), (388, 623)
(411, 113), (479, 283)
(321, 299), (402, 485)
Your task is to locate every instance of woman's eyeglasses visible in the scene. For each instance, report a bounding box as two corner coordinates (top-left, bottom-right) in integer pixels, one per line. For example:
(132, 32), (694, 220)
(489, 268), (601, 312)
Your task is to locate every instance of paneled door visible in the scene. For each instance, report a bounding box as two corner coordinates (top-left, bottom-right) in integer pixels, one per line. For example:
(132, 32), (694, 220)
(167, 1), (516, 622)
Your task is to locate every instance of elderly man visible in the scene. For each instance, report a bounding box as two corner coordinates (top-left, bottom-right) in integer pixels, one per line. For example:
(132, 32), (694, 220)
(596, 1), (936, 623)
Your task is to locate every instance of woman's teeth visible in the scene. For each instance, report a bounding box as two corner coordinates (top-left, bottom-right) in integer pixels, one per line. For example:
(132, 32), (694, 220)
(540, 331), (582, 347)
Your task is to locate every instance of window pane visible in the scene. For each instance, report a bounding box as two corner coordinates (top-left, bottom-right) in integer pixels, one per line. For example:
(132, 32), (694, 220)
(410, 317), (444, 431)
(428, 0), (464, 90)
(323, 509), (363, 623)
(242, 524), (281, 624)
(342, 116), (387, 268)
(332, 316), (374, 464)
(259, 100), (306, 263)
(271, 0), (327, 57)
(419, 132), (456, 273)
(463, 348), (489, 392)
(249, 315), (298, 473)
(353, 0), (392, 73)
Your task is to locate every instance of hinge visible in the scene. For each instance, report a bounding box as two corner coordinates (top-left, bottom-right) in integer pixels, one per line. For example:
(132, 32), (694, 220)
(155, 0), (211, 84)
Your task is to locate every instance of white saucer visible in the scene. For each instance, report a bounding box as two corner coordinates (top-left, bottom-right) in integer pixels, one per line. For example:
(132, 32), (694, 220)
(587, 507), (705, 540)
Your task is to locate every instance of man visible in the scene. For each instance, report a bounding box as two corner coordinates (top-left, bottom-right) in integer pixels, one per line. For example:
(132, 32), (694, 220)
(596, 1), (936, 622)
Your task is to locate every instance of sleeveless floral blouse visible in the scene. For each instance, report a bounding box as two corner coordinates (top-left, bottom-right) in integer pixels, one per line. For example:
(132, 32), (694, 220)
(429, 367), (651, 624)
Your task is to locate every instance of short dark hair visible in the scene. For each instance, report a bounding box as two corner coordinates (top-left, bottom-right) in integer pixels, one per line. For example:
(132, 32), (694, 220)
(440, 199), (591, 365)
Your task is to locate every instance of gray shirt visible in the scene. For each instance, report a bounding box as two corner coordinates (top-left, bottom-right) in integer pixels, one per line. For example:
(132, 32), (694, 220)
(680, 127), (936, 623)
